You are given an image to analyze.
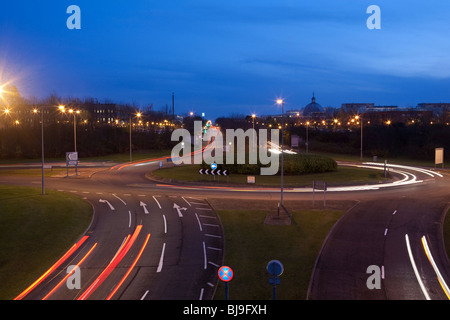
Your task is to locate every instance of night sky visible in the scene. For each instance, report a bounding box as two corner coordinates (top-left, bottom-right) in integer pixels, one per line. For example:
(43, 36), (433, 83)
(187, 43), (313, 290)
(1, 1), (450, 120)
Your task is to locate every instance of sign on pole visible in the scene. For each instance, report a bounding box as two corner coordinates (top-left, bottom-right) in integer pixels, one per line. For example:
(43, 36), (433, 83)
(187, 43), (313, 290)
(218, 266), (233, 300)
(435, 148), (444, 169)
(66, 152), (79, 176)
(266, 260), (283, 300)
(313, 180), (327, 208)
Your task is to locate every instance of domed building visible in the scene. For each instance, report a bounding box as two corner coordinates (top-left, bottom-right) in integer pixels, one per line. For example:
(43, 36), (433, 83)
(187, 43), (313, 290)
(302, 93), (324, 118)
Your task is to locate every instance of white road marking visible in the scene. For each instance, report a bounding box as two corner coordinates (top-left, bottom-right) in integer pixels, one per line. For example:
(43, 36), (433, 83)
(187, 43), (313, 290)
(182, 197), (191, 207)
(163, 214), (167, 234)
(195, 213), (203, 232)
(157, 243), (166, 273)
(203, 223), (219, 228)
(203, 241), (207, 270)
(140, 290), (149, 300)
(199, 215), (216, 219)
(112, 193), (126, 205)
(152, 196), (161, 209)
(189, 202), (208, 206)
(405, 234), (431, 300)
(208, 261), (220, 268)
(205, 234), (222, 238)
(199, 288), (204, 300)
(111, 236), (128, 264)
(421, 235), (450, 299)
(128, 210), (132, 228)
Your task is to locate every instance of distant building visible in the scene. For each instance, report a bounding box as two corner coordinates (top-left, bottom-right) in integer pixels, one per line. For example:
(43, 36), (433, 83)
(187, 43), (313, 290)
(302, 93), (325, 119)
(363, 109), (433, 124)
(417, 103), (450, 122)
(341, 103), (374, 114)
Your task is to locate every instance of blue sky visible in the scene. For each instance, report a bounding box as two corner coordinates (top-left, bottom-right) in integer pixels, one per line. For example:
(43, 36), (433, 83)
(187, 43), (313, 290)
(1, 1), (450, 120)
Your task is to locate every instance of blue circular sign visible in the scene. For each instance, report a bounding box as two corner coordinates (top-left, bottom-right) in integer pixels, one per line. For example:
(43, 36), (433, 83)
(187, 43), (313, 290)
(218, 266), (233, 282)
(267, 260), (284, 277)
(211, 163), (217, 170)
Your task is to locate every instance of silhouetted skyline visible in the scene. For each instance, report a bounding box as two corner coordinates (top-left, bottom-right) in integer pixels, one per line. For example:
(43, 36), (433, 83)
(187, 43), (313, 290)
(1, 0), (450, 120)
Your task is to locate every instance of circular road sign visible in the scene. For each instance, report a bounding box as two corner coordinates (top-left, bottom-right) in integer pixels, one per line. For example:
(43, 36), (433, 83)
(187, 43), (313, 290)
(266, 260), (284, 277)
(218, 266), (233, 282)
(211, 163), (217, 170)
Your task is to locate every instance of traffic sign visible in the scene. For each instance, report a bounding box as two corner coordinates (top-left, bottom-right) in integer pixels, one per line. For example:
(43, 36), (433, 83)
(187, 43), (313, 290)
(267, 260), (284, 277)
(218, 266), (233, 282)
(66, 152), (78, 166)
(199, 168), (229, 176)
(267, 260), (283, 300)
(211, 163), (217, 170)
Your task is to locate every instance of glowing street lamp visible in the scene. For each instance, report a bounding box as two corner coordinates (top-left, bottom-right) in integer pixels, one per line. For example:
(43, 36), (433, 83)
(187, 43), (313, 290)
(129, 111), (142, 162)
(68, 109), (80, 154)
(276, 98), (285, 206)
(355, 115), (363, 161)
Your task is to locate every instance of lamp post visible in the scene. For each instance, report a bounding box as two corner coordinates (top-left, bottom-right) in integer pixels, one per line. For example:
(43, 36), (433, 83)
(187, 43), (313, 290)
(276, 99), (284, 206)
(251, 114), (256, 154)
(68, 109), (80, 153)
(33, 107), (45, 195)
(130, 112), (142, 162)
(355, 115), (363, 161)
(306, 121), (310, 154)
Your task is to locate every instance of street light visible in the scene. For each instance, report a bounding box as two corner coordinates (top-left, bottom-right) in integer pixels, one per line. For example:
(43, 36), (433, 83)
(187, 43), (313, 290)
(68, 109), (80, 153)
(251, 114), (256, 154)
(129, 111), (142, 162)
(306, 121), (310, 153)
(276, 99), (284, 206)
(355, 115), (363, 161)
(32, 107), (45, 195)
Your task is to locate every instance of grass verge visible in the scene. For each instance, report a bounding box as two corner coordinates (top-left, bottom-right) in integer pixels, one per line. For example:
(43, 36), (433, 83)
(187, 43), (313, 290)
(209, 199), (352, 300)
(0, 185), (93, 299)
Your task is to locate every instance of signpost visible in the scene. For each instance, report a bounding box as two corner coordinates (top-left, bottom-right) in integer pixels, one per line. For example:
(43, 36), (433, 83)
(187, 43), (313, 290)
(435, 148), (444, 169)
(218, 266), (233, 300)
(66, 152), (78, 176)
(313, 180), (327, 208)
(266, 260), (283, 300)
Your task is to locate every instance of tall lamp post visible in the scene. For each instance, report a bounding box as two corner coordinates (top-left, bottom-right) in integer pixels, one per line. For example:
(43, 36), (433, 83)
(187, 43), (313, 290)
(355, 115), (363, 161)
(306, 121), (310, 154)
(69, 109), (80, 153)
(251, 114), (256, 154)
(33, 107), (45, 195)
(130, 112), (142, 162)
(276, 99), (284, 206)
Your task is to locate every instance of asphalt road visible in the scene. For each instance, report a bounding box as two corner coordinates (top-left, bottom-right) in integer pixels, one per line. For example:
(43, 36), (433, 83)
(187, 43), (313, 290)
(11, 163), (224, 300)
(3, 159), (449, 300)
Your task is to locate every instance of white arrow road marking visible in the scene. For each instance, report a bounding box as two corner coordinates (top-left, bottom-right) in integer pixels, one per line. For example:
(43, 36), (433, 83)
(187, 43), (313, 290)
(99, 199), (115, 211)
(140, 201), (149, 214)
(173, 203), (187, 217)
